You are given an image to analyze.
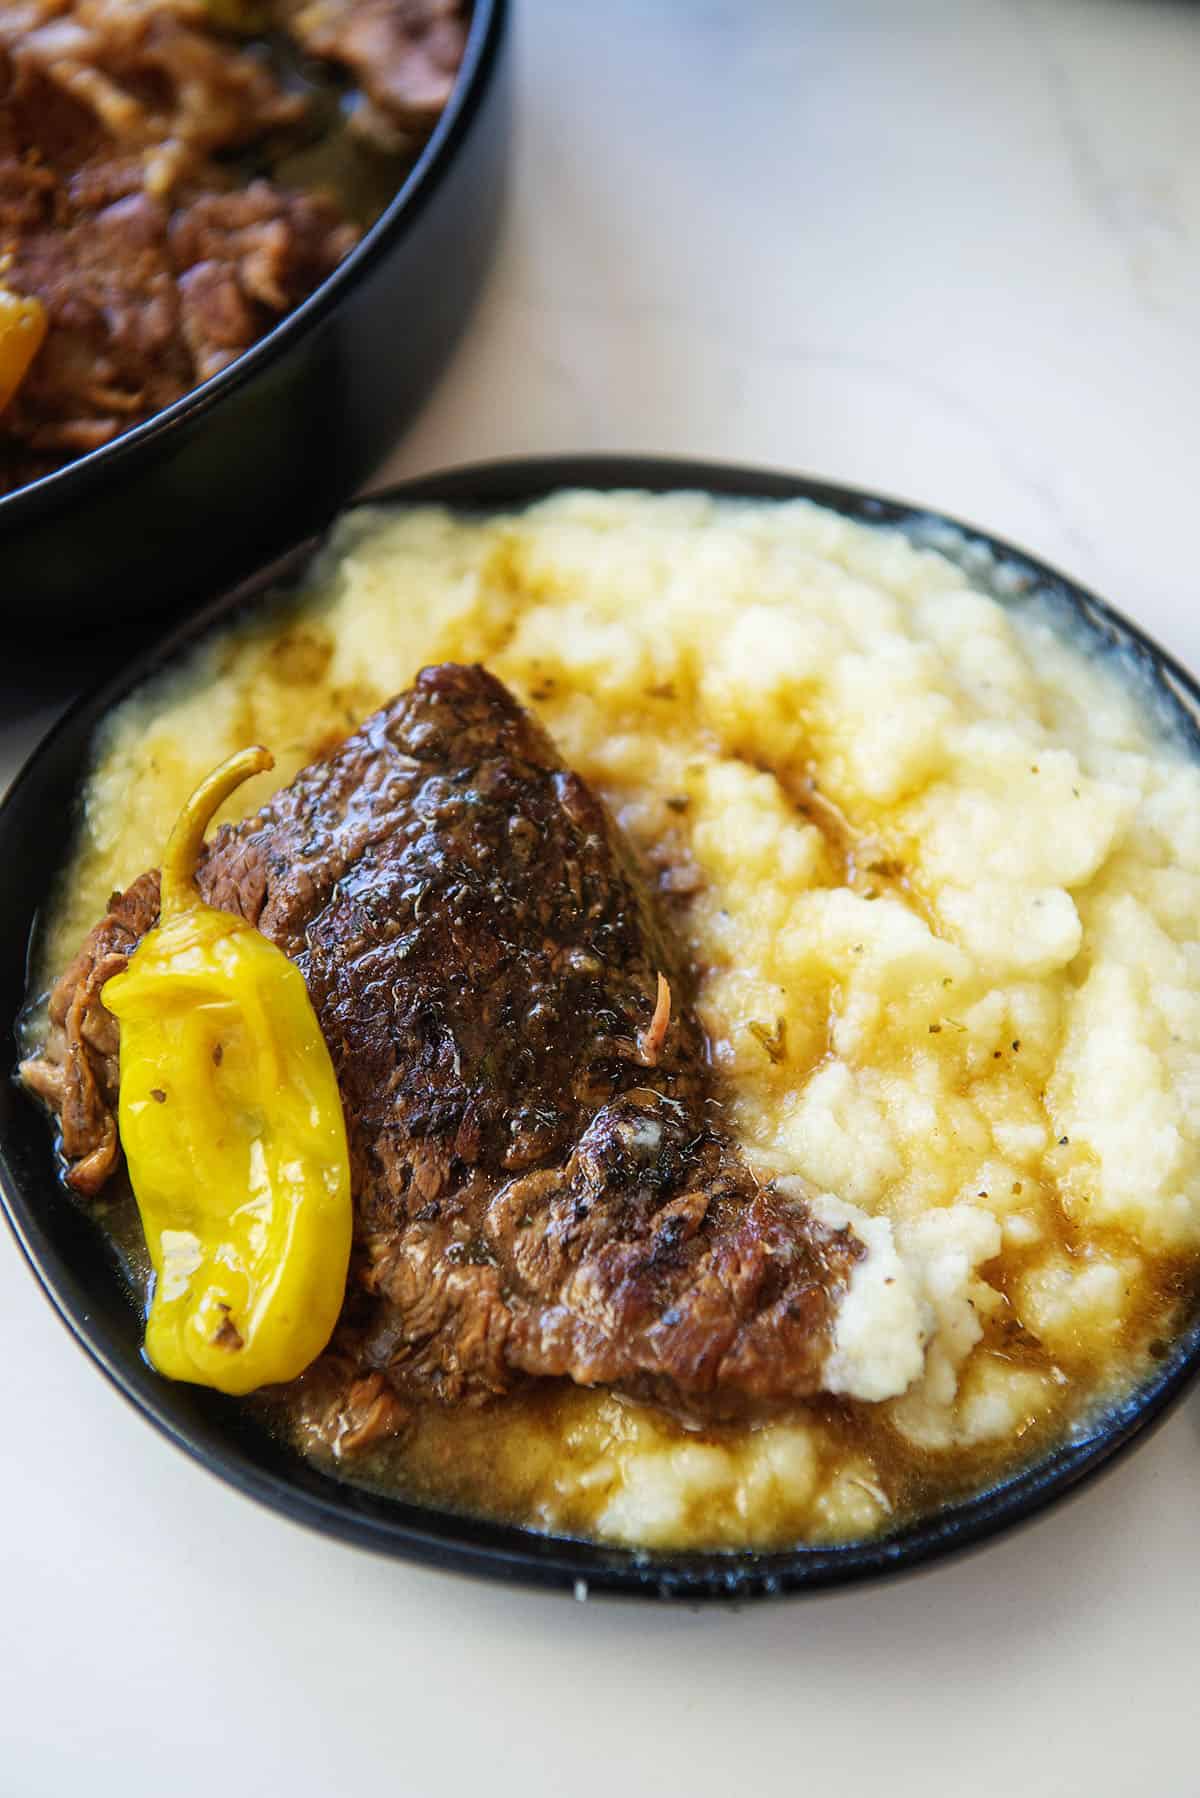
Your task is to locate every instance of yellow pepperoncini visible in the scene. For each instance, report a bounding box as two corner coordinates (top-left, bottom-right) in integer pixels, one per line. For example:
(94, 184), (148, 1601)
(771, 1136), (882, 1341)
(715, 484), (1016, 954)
(102, 748), (352, 1396)
(0, 288), (47, 414)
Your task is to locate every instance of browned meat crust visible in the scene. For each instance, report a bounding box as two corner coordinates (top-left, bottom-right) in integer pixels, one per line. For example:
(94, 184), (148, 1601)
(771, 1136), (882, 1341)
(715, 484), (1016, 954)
(21, 666), (861, 1435)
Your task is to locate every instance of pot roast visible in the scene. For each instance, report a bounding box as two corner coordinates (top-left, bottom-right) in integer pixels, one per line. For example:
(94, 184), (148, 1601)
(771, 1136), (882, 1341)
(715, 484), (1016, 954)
(21, 664), (868, 1445)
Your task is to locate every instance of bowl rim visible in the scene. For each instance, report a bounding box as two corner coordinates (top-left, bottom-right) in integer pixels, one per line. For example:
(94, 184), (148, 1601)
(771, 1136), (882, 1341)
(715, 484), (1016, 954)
(4, 451), (1200, 1604)
(0, 0), (507, 530)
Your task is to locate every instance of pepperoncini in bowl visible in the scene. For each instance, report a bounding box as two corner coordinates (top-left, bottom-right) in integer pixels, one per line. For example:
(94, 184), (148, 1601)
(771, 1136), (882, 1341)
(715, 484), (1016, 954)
(102, 748), (352, 1396)
(0, 288), (47, 414)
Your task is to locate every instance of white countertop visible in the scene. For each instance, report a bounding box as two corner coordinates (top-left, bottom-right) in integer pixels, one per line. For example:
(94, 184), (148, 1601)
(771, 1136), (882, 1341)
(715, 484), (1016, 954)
(4, 3), (1200, 1792)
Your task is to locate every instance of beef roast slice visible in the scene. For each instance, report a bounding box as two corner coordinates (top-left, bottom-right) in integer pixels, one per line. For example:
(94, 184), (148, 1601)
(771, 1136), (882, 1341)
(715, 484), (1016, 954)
(22, 665), (861, 1418)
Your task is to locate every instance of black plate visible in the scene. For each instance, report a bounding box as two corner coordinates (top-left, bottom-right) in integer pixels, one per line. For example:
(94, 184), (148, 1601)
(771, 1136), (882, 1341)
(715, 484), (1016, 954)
(4, 455), (1200, 1602)
(0, 0), (508, 634)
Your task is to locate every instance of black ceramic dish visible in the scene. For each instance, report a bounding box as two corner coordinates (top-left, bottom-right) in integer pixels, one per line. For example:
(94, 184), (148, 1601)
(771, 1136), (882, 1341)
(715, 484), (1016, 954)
(0, 0), (508, 638)
(3, 455), (1200, 1603)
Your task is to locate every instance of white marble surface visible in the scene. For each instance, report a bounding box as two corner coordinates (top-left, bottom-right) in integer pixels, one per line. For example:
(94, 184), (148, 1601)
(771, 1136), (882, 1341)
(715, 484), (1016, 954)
(4, 2), (1200, 1792)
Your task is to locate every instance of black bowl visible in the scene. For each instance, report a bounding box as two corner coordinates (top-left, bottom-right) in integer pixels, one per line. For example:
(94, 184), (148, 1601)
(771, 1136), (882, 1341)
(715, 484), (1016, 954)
(0, 0), (508, 637)
(4, 455), (1200, 1602)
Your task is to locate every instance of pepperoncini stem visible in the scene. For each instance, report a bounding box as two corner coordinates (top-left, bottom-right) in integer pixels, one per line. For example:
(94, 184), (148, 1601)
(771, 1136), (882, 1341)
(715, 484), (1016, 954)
(160, 744), (274, 919)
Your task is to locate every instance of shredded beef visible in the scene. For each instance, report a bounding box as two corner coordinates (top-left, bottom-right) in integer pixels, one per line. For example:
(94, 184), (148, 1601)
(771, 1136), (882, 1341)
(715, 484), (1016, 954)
(0, 0), (467, 491)
(5, 194), (186, 451)
(0, 1), (306, 166)
(282, 1), (468, 146)
(22, 868), (160, 1197)
(22, 666), (863, 1441)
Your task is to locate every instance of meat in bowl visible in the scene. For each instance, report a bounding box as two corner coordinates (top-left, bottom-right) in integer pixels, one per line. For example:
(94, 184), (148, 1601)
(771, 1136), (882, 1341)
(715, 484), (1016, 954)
(0, 0), (469, 493)
(19, 491), (1200, 1550)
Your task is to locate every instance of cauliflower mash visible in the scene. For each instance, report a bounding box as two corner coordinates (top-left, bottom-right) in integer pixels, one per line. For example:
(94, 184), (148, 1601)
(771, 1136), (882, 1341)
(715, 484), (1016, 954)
(40, 490), (1200, 1550)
